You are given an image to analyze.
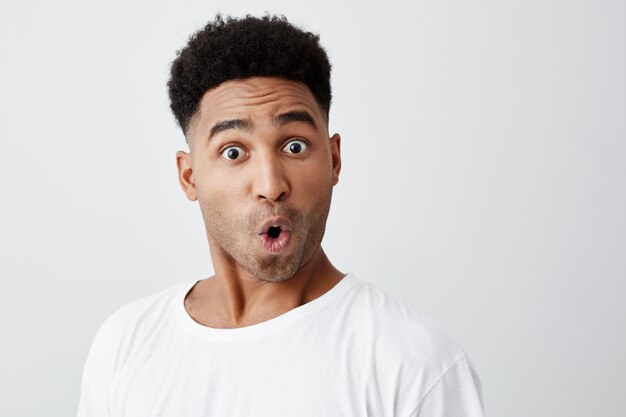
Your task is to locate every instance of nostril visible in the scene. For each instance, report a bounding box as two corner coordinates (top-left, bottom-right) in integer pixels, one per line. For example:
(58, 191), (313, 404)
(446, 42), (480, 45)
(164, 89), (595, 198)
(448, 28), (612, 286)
(260, 191), (287, 202)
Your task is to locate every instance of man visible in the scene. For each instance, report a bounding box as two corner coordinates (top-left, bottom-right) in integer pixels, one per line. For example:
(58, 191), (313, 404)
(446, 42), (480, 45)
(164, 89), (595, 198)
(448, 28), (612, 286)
(77, 14), (485, 417)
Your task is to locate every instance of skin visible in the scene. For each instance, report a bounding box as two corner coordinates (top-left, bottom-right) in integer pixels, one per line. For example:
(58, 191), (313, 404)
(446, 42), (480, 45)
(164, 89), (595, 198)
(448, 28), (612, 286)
(176, 76), (344, 329)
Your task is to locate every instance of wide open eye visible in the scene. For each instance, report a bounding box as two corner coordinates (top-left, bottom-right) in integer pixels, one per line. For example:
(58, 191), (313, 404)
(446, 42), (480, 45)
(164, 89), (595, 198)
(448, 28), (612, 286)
(220, 146), (245, 161)
(282, 139), (308, 154)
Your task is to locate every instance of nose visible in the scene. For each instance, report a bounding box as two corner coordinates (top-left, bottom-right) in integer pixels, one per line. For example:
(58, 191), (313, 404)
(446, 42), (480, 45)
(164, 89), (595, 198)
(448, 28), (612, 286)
(252, 152), (289, 202)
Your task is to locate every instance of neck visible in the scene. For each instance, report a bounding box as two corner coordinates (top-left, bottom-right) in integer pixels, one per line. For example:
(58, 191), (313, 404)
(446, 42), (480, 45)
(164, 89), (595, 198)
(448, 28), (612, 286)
(184, 246), (344, 329)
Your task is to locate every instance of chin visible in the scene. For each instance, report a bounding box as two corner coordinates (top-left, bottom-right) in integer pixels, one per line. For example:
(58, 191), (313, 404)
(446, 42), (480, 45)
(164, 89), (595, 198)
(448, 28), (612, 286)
(251, 245), (321, 283)
(243, 254), (303, 283)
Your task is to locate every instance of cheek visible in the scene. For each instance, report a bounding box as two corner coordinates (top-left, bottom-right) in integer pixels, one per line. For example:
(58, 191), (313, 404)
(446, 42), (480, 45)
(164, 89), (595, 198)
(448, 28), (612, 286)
(198, 167), (247, 202)
(290, 159), (333, 197)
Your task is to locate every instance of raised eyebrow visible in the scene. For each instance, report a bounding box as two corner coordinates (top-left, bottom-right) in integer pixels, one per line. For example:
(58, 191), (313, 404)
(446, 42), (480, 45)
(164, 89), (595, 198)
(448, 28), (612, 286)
(208, 119), (251, 140)
(274, 111), (318, 132)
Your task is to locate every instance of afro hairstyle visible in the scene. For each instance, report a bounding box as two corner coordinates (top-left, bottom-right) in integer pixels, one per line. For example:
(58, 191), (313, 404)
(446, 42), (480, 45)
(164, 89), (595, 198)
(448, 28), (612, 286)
(167, 14), (332, 137)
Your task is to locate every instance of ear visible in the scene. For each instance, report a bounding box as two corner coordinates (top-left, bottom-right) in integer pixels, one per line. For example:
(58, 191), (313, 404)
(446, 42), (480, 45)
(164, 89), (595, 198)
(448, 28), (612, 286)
(176, 150), (197, 201)
(329, 133), (342, 186)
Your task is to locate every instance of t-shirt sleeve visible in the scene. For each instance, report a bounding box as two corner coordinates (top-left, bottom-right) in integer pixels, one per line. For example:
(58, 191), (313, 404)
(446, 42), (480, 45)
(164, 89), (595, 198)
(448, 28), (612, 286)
(76, 371), (109, 417)
(76, 305), (130, 417)
(410, 356), (486, 417)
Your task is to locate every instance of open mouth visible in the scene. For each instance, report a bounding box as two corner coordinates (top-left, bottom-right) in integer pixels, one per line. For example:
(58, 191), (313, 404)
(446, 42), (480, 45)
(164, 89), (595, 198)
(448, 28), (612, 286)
(267, 226), (282, 239)
(258, 216), (292, 254)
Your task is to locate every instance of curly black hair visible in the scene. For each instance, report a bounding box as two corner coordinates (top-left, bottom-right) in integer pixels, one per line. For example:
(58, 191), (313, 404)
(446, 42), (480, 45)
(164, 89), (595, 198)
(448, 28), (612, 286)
(167, 14), (332, 137)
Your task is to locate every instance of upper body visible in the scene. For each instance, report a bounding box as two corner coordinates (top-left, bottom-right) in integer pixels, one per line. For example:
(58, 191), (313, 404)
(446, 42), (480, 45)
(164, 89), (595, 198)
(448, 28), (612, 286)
(78, 273), (484, 417)
(77, 14), (485, 416)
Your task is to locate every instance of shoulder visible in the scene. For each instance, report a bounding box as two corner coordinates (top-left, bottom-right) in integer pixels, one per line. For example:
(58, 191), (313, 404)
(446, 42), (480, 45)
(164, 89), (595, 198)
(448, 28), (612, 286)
(77, 281), (195, 414)
(351, 276), (469, 369)
(82, 280), (194, 376)
(110, 280), (192, 321)
(349, 276), (483, 414)
(97, 281), (191, 337)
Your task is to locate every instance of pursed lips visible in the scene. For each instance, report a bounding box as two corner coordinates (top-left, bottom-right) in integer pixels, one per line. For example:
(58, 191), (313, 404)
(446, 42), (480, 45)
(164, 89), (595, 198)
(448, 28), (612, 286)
(258, 215), (293, 235)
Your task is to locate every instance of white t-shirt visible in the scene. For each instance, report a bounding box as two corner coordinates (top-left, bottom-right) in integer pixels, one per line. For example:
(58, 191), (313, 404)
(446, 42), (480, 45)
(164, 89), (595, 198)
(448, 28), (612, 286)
(77, 273), (485, 417)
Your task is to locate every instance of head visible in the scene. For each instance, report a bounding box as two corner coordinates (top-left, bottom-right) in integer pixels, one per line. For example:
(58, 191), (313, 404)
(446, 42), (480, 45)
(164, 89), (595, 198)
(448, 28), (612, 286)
(168, 14), (332, 137)
(169, 15), (341, 283)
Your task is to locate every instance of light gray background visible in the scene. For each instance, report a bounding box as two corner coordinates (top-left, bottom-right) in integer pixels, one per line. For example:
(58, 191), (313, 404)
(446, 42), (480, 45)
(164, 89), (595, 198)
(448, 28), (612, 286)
(1, 0), (624, 416)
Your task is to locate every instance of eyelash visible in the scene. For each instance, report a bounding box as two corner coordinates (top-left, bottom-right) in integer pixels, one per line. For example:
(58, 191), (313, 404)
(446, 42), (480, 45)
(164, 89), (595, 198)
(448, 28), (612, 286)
(219, 138), (310, 161)
(282, 138), (309, 154)
(217, 141), (245, 160)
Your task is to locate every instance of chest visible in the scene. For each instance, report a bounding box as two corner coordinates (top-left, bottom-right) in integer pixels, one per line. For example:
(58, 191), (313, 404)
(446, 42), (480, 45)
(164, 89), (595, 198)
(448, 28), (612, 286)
(110, 333), (410, 417)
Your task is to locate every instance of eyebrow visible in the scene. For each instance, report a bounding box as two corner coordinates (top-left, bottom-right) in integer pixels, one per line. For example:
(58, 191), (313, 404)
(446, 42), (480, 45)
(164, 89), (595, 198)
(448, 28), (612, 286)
(208, 119), (251, 140)
(207, 110), (318, 141)
(274, 111), (318, 131)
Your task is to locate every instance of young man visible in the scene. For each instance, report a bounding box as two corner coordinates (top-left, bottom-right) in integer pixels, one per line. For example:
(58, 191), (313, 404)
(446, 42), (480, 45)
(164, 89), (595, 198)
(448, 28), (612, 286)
(77, 14), (485, 417)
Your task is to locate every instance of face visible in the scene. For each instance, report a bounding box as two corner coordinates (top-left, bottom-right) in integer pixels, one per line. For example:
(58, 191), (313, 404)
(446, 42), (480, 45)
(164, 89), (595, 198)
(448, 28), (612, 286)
(176, 77), (341, 283)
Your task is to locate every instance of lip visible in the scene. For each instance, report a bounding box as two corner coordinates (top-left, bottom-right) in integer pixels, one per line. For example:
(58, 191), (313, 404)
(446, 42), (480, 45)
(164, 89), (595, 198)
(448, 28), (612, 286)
(257, 216), (293, 235)
(257, 215), (293, 254)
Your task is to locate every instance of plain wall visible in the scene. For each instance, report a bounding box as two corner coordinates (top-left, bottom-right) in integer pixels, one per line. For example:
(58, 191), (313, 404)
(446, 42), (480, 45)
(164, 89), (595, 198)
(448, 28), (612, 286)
(1, 0), (624, 416)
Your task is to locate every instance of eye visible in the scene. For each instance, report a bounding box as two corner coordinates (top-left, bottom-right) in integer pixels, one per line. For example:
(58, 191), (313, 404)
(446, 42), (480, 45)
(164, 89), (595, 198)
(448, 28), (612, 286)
(282, 139), (308, 154)
(220, 146), (245, 161)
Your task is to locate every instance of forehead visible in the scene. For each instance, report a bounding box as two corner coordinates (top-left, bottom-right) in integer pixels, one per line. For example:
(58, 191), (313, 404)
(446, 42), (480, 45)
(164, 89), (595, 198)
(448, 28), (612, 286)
(189, 77), (325, 139)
